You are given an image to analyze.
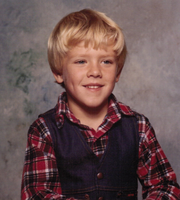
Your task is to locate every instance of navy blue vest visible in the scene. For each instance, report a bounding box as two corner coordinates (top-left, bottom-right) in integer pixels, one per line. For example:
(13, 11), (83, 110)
(41, 108), (139, 200)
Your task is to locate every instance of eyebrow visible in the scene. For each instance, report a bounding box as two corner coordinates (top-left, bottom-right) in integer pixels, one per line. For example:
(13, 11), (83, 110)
(68, 51), (116, 57)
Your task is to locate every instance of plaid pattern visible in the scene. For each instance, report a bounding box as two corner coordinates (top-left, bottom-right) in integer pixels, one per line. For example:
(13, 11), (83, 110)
(21, 92), (180, 200)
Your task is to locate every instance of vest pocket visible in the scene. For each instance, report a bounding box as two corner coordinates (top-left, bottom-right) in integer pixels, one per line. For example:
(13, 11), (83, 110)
(116, 190), (137, 199)
(63, 193), (90, 200)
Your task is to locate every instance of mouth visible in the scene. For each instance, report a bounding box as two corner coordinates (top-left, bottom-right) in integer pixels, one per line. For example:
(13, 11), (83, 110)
(85, 85), (102, 89)
(83, 84), (103, 89)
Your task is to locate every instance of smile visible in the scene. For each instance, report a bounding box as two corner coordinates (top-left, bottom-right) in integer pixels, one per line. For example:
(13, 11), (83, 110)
(83, 83), (103, 89)
(85, 86), (101, 89)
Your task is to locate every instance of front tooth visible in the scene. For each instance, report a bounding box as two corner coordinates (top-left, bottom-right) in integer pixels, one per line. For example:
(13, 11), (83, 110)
(88, 86), (98, 88)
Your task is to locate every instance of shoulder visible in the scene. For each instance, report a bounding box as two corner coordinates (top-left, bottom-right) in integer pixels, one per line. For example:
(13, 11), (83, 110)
(26, 110), (57, 159)
(28, 108), (57, 144)
(117, 101), (153, 135)
(117, 101), (149, 123)
(116, 100), (162, 154)
(126, 107), (156, 147)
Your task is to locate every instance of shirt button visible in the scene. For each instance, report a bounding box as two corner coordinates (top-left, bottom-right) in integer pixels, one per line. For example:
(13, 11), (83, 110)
(84, 194), (90, 199)
(98, 197), (104, 200)
(97, 172), (103, 179)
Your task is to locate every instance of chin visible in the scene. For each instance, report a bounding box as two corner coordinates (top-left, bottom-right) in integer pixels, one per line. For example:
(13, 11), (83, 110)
(84, 101), (106, 110)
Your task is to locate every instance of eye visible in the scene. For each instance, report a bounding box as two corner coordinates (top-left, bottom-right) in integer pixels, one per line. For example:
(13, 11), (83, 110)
(102, 60), (113, 64)
(75, 60), (86, 64)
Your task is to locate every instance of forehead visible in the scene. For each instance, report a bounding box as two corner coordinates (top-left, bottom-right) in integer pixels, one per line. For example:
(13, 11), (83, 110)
(66, 42), (117, 58)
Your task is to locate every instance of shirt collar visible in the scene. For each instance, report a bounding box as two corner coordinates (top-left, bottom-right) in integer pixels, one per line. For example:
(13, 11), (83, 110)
(107, 93), (134, 117)
(55, 92), (135, 129)
(55, 92), (80, 129)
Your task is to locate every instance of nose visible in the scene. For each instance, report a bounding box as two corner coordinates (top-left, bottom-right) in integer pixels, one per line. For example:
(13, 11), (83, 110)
(87, 62), (102, 78)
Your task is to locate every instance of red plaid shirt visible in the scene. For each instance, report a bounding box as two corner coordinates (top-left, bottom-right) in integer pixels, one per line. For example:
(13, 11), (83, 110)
(21, 92), (180, 200)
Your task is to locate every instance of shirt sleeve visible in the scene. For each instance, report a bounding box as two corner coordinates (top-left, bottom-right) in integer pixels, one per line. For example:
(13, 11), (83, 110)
(137, 115), (180, 200)
(21, 117), (77, 200)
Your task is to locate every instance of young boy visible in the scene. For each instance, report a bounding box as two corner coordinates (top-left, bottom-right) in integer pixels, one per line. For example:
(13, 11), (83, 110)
(21, 9), (180, 200)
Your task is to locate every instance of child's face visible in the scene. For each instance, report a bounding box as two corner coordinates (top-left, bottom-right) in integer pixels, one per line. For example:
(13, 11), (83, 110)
(54, 42), (120, 113)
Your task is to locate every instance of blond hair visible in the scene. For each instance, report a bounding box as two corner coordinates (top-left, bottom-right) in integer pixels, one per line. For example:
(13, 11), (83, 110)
(48, 9), (127, 77)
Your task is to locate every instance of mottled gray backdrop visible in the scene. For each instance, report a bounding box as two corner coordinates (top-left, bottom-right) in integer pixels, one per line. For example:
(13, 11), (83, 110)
(0, 0), (180, 199)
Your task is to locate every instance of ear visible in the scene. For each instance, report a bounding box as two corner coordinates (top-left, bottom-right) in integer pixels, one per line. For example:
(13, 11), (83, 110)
(115, 72), (121, 82)
(53, 73), (64, 84)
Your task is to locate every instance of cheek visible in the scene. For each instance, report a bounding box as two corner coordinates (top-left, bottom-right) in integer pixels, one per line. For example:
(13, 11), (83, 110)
(62, 68), (72, 82)
(106, 70), (118, 82)
(62, 71), (78, 87)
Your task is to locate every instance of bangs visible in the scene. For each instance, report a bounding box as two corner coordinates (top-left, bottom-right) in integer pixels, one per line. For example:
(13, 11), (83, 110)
(67, 27), (124, 55)
(58, 10), (124, 55)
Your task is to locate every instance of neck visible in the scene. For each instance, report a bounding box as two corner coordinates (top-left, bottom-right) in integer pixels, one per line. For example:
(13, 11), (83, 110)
(68, 101), (108, 131)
